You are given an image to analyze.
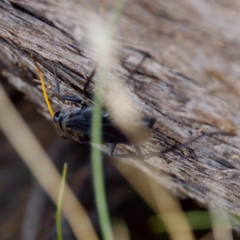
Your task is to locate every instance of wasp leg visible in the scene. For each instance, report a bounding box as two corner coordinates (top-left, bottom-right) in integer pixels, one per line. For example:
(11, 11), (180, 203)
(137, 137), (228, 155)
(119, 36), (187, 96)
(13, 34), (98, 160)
(142, 131), (235, 159)
(111, 131), (235, 160)
(122, 48), (152, 83)
(83, 63), (97, 93)
(54, 62), (98, 103)
(133, 145), (143, 156)
(109, 143), (117, 156)
(128, 52), (151, 82)
(54, 67), (84, 104)
(109, 143), (144, 159)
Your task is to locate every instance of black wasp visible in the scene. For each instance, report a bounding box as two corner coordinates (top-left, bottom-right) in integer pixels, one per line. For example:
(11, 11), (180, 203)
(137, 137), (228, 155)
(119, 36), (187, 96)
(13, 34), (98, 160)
(52, 61), (157, 159)
(33, 53), (157, 159)
(33, 51), (232, 159)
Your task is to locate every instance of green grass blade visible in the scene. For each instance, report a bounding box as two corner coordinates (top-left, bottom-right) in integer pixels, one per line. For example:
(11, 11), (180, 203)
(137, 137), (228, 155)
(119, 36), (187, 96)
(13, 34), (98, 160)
(149, 211), (213, 234)
(91, 1), (127, 240)
(56, 163), (68, 240)
(91, 92), (114, 240)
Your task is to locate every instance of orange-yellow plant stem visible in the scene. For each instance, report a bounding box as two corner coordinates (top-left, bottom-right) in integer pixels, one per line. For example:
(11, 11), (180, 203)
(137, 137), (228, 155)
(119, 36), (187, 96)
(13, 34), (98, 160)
(32, 55), (54, 117)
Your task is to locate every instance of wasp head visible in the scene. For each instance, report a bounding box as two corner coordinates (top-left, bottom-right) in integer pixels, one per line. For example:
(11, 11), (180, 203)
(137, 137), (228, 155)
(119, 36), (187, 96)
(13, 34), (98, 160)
(53, 110), (70, 139)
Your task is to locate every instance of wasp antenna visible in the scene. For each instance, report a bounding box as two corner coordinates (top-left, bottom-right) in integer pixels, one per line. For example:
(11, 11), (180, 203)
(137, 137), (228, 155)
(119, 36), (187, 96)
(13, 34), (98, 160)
(31, 55), (54, 117)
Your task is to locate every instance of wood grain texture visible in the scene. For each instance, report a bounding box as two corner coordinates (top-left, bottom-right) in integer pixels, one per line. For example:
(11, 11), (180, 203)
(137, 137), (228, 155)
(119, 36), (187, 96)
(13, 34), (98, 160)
(1, 0), (240, 221)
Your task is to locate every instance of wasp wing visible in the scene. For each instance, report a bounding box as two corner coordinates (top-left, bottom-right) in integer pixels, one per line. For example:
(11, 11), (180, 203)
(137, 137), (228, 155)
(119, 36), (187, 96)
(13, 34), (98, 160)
(65, 108), (129, 143)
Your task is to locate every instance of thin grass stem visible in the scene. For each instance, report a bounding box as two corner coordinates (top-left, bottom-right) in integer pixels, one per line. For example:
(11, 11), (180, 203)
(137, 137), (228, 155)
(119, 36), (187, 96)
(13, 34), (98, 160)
(56, 163), (68, 240)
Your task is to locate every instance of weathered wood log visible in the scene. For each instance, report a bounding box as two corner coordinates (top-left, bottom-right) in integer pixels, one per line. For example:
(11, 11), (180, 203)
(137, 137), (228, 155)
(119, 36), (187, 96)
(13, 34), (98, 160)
(1, 0), (240, 223)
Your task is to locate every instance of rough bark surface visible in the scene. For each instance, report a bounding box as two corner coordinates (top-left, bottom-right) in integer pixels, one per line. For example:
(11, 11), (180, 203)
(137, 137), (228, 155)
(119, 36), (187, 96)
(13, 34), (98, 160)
(1, 0), (240, 222)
